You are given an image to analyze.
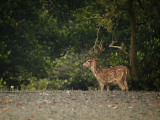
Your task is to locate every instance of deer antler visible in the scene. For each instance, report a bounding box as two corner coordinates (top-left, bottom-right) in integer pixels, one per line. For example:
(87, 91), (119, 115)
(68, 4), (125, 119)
(90, 41), (103, 59)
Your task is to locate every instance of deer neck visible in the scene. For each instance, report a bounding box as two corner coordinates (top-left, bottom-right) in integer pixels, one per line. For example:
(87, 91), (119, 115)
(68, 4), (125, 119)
(91, 60), (100, 76)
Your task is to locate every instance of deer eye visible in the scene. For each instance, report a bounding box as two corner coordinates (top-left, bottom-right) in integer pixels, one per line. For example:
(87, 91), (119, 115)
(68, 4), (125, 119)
(88, 61), (90, 62)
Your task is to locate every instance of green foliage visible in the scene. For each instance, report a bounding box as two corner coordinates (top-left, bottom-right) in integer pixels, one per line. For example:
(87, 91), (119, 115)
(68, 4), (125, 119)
(137, 38), (160, 91)
(0, 0), (160, 91)
(0, 42), (10, 60)
(107, 51), (130, 67)
(0, 78), (6, 88)
(47, 50), (99, 90)
(0, 0), (52, 88)
(135, 0), (160, 90)
(21, 77), (48, 90)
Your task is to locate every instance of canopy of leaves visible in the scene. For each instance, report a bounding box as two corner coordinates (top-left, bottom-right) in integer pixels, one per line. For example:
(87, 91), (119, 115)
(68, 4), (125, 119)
(0, 0), (160, 91)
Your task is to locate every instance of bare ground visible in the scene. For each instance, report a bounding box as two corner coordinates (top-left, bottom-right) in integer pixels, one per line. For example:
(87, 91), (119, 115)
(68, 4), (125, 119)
(0, 90), (160, 120)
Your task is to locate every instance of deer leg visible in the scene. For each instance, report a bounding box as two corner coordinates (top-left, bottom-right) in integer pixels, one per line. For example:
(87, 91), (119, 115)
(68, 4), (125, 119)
(117, 81), (125, 91)
(124, 80), (128, 91)
(99, 82), (104, 91)
(124, 69), (129, 91)
(106, 85), (110, 91)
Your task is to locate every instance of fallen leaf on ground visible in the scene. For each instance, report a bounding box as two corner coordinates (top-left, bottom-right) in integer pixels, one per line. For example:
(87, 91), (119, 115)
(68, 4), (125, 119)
(99, 105), (102, 107)
(63, 101), (69, 104)
(107, 100), (110, 103)
(113, 106), (118, 109)
(131, 100), (136, 103)
(126, 101), (130, 103)
(122, 103), (125, 107)
(156, 103), (160, 107)
(2, 108), (9, 111)
(37, 105), (41, 108)
(113, 102), (118, 104)
(13, 102), (21, 105)
(146, 104), (152, 106)
(0, 99), (8, 103)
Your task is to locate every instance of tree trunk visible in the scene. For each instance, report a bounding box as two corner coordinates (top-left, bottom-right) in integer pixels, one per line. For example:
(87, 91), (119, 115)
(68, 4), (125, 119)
(128, 0), (139, 90)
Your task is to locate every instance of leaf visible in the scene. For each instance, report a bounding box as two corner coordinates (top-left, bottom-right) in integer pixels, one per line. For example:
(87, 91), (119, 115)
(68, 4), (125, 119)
(113, 106), (118, 109)
(16, 23), (18, 27)
(8, 51), (11, 55)
(63, 101), (69, 104)
(126, 101), (130, 103)
(2, 108), (9, 111)
(107, 100), (110, 103)
(146, 104), (152, 106)
(72, 98), (76, 100)
(156, 103), (160, 107)
(113, 102), (118, 104)
(13, 102), (21, 105)
(99, 105), (102, 107)
(131, 100), (136, 103)
(37, 105), (41, 108)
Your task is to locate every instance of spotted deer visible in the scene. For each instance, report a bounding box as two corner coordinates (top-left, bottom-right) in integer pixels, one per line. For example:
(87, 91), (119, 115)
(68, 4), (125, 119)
(83, 41), (129, 91)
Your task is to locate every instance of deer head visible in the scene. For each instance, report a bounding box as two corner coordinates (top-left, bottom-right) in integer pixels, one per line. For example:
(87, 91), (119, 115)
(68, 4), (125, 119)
(83, 41), (103, 67)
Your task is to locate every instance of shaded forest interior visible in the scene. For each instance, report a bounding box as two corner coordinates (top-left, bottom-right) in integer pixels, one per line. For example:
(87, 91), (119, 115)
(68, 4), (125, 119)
(0, 0), (160, 91)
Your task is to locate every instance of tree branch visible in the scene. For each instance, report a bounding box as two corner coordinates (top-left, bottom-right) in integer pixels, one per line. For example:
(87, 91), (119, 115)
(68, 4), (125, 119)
(137, 0), (144, 10)
(84, 6), (131, 57)
(109, 41), (130, 57)
(118, 7), (132, 12)
(55, 47), (71, 58)
(84, 17), (102, 20)
(89, 19), (102, 53)
(86, 9), (118, 54)
(102, 9), (118, 19)
(84, 8), (118, 20)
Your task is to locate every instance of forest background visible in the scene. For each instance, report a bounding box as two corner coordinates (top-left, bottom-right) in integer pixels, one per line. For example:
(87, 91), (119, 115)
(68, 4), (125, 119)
(0, 0), (160, 91)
